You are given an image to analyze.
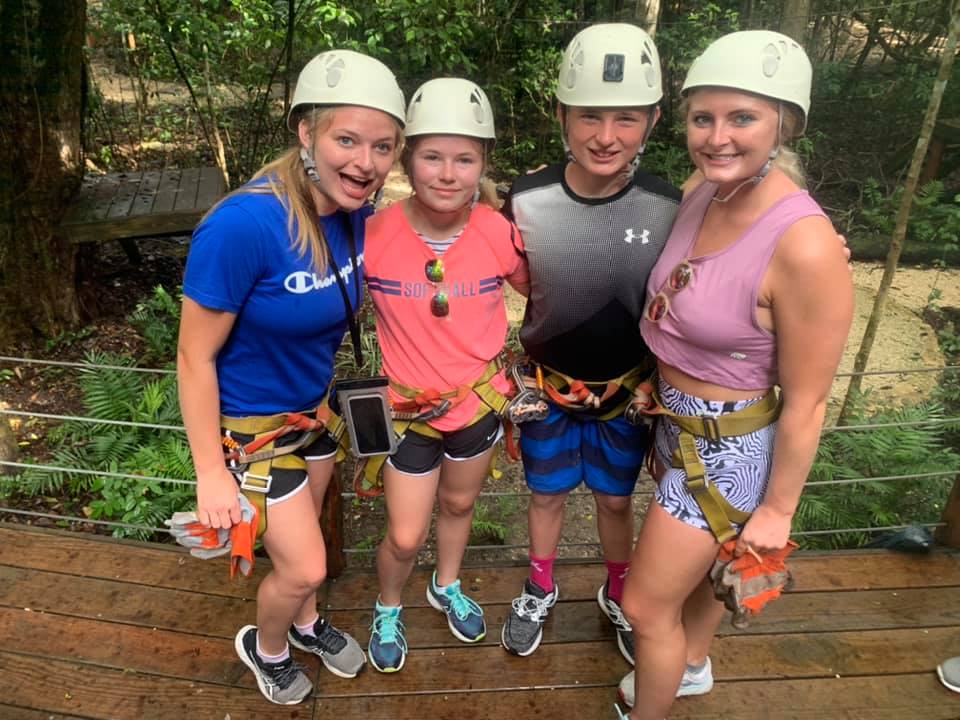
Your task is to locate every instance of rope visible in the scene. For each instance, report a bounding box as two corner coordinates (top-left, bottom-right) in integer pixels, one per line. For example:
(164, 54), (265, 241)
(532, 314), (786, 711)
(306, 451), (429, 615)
(0, 409), (184, 433)
(5, 459), (951, 493)
(0, 461), (196, 487)
(0, 355), (174, 375)
(4, 354), (956, 380)
(822, 417), (960, 433)
(0, 507), (166, 533)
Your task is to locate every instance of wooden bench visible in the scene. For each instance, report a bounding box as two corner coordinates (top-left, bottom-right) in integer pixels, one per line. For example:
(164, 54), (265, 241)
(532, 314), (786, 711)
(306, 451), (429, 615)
(61, 166), (226, 261)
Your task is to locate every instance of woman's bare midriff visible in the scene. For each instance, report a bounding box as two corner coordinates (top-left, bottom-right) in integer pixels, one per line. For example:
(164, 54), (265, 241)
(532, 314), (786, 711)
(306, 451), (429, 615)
(657, 362), (771, 403)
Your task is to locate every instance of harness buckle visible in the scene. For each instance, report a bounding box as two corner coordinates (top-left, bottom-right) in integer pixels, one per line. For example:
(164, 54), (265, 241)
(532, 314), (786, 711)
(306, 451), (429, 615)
(702, 416), (722, 443)
(240, 472), (273, 494)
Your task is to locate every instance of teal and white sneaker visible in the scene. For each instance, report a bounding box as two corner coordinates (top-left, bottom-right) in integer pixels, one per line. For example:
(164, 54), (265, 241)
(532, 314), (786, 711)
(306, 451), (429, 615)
(368, 600), (407, 673)
(426, 571), (486, 643)
(617, 657), (714, 708)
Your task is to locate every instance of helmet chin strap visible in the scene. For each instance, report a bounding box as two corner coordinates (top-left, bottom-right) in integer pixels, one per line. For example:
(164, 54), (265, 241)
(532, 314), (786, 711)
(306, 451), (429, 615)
(300, 147), (323, 185)
(711, 103), (783, 204)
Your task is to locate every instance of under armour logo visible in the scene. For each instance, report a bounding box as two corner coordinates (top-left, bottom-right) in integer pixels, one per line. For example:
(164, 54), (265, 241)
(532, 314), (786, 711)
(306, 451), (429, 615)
(624, 228), (650, 244)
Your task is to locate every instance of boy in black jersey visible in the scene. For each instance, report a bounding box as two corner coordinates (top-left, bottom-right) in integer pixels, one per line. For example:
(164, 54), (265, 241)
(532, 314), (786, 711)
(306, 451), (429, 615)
(500, 23), (681, 663)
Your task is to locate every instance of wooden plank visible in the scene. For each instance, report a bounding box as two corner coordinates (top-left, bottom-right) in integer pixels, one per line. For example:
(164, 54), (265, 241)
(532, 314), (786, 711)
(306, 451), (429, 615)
(0, 651), (317, 720)
(173, 167), (201, 212)
(0, 606), (313, 689)
(0, 525), (272, 597)
(1, 564), (956, 647)
(151, 167), (182, 213)
(6, 599), (955, 697)
(194, 165), (225, 210)
(5, 526), (958, 601)
(63, 211), (204, 243)
(61, 173), (122, 224)
(106, 170), (143, 218)
(128, 170), (163, 217)
(324, 551), (960, 609)
(0, 705), (87, 720)
(311, 675), (960, 720)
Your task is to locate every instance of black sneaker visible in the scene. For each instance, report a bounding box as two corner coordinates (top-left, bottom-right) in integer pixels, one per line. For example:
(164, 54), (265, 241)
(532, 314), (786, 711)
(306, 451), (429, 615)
(597, 582), (634, 665)
(500, 578), (559, 657)
(234, 625), (313, 705)
(288, 617), (366, 678)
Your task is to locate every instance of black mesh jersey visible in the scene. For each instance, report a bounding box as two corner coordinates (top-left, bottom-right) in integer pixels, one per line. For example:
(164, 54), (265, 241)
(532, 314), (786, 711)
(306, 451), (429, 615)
(504, 163), (681, 381)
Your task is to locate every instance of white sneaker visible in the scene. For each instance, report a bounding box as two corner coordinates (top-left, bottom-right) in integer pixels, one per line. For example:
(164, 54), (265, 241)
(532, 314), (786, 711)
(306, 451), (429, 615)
(617, 657), (714, 707)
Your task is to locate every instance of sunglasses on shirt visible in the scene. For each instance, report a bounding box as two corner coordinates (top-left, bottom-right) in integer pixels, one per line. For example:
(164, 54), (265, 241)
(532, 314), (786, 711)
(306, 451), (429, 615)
(644, 260), (694, 323)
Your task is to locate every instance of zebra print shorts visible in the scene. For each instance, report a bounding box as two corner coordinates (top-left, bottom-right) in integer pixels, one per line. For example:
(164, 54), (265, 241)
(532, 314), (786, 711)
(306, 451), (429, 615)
(653, 377), (777, 534)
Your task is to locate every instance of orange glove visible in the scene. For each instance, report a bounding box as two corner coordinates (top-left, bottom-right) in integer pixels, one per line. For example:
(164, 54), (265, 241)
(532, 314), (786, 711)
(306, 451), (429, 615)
(710, 539), (798, 628)
(228, 499), (258, 579)
(165, 494), (259, 578)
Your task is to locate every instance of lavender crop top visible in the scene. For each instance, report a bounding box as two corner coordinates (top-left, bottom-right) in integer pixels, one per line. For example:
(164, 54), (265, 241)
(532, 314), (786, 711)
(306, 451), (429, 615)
(640, 180), (828, 391)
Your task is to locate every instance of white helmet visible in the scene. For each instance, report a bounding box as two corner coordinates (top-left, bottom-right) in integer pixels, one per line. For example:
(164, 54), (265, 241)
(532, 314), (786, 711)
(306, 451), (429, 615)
(405, 78), (496, 142)
(287, 49), (405, 131)
(682, 31), (812, 131)
(556, 23), (662, 108)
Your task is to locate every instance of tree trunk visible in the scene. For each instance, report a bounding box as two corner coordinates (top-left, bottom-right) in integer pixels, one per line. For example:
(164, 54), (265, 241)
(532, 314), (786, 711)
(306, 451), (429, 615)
(635, 0), (661, 35)
(0, 0), (86, 347)
(839, 1), (960, 422)
(781, 0), (812, 44)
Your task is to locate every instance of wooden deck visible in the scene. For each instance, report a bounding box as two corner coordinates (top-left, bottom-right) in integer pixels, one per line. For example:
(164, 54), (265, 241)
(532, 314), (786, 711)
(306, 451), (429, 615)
(61, 167), (225, 245)
(1, 523), (958, 719)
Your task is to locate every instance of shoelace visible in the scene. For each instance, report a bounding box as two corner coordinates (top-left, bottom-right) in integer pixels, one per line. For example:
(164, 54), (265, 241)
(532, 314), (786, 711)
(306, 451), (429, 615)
(263, 657), (309, 690)
(511, 590), (552, 622)
(603, 595), (633, 631)
(444, 582), (483, 621)
(314, 619), (348, 653)
(372, 610), (406, 647)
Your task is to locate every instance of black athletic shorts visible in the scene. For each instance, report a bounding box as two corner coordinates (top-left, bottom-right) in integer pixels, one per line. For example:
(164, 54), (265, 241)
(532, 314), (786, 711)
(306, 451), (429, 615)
(388, 412), (502, 475)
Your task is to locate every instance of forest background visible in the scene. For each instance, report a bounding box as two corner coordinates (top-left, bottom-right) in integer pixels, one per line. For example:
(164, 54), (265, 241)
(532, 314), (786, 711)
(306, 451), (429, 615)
(1, 0), (959, 560)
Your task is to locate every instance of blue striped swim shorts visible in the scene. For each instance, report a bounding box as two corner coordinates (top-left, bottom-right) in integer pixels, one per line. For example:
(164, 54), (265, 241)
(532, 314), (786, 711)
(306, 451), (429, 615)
(519, 402), (649, 496)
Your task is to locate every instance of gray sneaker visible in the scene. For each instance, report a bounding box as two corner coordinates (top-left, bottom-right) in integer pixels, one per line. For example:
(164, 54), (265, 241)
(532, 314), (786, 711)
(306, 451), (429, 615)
(618, 657), (714, 707)
(235, 625), (313, 705)
(288, 616), (366, 678)
(500, 578), (559, 657)
(597, 582), (634, 665)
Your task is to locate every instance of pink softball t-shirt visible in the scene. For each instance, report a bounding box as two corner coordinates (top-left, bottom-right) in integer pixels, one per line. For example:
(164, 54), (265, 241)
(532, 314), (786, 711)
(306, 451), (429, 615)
(364, 202), (528, 432)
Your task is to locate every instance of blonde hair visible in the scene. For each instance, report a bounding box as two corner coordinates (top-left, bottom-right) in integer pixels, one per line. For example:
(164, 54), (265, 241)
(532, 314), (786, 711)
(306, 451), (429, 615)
(772, 106), (806, 189)
(401, 137), (501, 209)
(203, 107), (402, 274)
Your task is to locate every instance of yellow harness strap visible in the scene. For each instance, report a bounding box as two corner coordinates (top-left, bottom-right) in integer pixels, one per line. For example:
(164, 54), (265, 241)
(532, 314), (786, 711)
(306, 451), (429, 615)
(354, 360), (509, 497)
(221, 396), (343, 537)
(651, 386), (781, 543)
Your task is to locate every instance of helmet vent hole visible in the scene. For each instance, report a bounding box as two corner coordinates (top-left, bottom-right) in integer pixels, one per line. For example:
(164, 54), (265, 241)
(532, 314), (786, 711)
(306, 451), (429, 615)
(761, 43), (781, 78)
(324, 58), (346, 88)
(469, 90), (485, 123)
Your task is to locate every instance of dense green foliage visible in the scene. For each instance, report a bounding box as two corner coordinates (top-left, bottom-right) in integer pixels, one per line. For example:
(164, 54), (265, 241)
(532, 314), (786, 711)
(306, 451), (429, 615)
(85, 0), (960, 259)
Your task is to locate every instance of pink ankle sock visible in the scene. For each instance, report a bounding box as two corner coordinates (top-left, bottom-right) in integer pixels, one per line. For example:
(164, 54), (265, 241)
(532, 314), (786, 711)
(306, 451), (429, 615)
(294, 615), (320, 637)
(605, 560), (630, 603)
(529, 552), (556, 593)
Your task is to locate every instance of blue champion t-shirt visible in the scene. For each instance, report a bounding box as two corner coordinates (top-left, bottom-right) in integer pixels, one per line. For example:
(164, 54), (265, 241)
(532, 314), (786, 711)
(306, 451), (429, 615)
(183, 184), (369, 416)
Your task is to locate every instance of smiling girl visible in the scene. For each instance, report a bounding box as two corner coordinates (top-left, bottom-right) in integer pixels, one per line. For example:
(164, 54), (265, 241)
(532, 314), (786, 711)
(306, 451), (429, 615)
(618, 31), (853, 719)
(361, 78), (529, 673)
(177, 50), (404, 704)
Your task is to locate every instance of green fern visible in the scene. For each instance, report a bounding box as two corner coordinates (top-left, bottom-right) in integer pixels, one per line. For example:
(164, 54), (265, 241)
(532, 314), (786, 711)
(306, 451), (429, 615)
(796, 395), (959, 549)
